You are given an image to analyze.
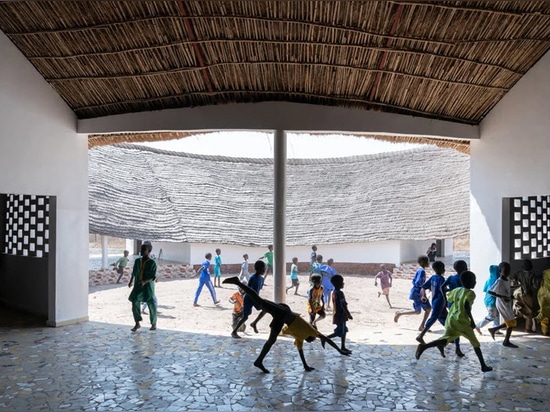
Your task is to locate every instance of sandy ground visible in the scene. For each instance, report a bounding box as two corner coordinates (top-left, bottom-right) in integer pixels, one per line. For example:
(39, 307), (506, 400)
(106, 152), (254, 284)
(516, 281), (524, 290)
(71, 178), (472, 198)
(88, 272), (470, 346)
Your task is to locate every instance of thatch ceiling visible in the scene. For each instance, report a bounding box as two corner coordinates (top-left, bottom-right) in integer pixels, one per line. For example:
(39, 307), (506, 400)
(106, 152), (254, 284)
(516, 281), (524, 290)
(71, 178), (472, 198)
(1, 1), (549, 124)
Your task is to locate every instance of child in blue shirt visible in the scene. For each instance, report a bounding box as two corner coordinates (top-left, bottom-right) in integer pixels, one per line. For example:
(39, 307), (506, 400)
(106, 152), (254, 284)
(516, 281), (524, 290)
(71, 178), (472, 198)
(416, 261), (447, 344)
(394, 255), (431, 331)
(286, 257), (300, 295)
(233, 260), (266, 338)
(214, 248), (222, 288)
(192, 253), (220, 307)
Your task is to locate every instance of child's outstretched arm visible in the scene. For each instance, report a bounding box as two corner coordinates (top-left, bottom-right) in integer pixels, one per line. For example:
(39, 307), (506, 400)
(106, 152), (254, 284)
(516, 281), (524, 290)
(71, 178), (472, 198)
(464, 301), (476, 329)
(488, 290), (511, 301)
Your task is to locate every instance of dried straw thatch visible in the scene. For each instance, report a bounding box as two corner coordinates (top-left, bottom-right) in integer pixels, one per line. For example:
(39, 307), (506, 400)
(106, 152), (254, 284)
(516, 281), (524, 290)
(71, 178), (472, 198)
(89, 143), (470, 245)
(0, 1), (549, 124)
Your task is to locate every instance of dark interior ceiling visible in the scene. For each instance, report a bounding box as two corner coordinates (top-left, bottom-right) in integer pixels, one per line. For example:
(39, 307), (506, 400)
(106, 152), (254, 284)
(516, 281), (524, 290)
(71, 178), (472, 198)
(1, 1), (549, 124)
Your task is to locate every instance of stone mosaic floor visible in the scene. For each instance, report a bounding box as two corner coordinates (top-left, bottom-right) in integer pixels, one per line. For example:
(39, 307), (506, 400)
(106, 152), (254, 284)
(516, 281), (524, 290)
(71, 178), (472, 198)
(1, 316), (549, 411)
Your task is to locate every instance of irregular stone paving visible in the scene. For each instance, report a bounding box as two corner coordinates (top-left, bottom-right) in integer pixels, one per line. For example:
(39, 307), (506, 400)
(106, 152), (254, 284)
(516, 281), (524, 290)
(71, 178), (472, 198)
(1, 320), (548, 411)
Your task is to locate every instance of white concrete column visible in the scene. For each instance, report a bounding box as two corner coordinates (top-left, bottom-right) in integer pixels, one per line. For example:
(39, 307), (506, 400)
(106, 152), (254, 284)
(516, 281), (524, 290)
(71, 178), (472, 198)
(273, 129), (286, 303)
(101, 235), (109, 269)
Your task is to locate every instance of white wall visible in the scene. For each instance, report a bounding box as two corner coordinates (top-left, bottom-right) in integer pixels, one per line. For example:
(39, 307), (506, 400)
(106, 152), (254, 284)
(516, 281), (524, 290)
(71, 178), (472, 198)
(399, 240), (436, 263)
(155, 240), (402, 266)
(0, 31), (89, 325)
(471, 50), (550, 316)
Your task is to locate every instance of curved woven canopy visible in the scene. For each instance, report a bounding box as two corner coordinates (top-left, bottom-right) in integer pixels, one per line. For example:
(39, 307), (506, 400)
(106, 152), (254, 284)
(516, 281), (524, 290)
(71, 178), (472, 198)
(1, 1), (549, 124)
(89, 143), (470, 245)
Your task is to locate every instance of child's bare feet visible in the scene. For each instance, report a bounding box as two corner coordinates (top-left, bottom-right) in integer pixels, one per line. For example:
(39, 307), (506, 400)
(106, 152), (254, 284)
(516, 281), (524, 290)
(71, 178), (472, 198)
(254, 360), (269, 373)
(415, 344), (425, 360)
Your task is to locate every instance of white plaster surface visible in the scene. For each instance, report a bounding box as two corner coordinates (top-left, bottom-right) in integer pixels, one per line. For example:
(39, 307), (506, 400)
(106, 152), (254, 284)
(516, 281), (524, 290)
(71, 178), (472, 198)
(471, 50), (550, 317)
(0, 31), (89, 325)
(155, 239), (439, 266)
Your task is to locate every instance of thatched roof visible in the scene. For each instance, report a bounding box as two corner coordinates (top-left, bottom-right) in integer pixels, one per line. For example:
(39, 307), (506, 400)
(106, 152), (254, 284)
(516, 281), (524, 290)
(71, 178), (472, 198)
(89, 143), (470, 246)
(1, 1), (549, 124)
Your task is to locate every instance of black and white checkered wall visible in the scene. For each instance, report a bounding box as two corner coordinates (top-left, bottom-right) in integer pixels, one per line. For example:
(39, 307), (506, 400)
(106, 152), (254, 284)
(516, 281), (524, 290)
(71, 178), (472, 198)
(509, 195), (550, 260)
(3, 194), (51, 257)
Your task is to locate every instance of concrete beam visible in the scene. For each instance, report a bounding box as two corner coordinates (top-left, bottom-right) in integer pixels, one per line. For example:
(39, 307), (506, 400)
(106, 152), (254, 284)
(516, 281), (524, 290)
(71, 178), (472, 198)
(79, 102), (479, 140)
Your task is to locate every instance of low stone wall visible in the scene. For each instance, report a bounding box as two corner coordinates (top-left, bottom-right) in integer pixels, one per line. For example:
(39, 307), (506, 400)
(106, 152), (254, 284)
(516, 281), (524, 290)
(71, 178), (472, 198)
(89, 261), (417, 286)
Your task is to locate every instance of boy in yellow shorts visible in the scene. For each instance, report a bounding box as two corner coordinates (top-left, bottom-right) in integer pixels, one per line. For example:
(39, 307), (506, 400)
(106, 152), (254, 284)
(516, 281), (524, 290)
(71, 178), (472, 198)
(223, 276), (350, 373)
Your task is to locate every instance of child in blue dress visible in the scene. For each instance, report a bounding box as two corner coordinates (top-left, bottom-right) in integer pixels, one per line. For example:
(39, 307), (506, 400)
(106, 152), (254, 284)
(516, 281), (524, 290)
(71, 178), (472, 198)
(394, 255), (431, 331)
(214, 248), (222, 288)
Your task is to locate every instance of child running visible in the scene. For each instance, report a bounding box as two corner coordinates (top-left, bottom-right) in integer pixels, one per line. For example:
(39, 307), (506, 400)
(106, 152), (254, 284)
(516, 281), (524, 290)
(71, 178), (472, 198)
(286, 257), (300, 295)
(374, 264), (393, 308)
(214, 248), (222, 288)
(441, 259), (469, 356)
(416, 261), (447, 345)
(476, 264), (501, 334)
(307, 274), (326, 327)
(113, 250), (130, 284)
(223, 276), (350, 373)
(326, 274), (353, 354)
(415, 271), (493, 373)
(488, 261), (518, 348)
(394, 255), (432, 331)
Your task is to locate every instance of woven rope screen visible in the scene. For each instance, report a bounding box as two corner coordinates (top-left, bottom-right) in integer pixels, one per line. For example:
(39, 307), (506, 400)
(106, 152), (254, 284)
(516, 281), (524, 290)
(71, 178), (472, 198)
(1, 1), (549, 123)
